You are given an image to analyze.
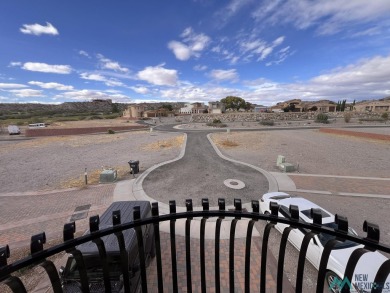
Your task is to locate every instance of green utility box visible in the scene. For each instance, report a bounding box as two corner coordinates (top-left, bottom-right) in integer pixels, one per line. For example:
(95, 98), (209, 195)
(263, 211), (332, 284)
(279, 163), (295, 173)
(99, 169), (117, 183)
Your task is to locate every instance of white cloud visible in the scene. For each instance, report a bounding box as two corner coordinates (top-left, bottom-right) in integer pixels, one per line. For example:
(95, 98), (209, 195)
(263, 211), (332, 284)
(0, 83), (27, 89)
(105, 80), (125, 87)
(209, 69), (239, 82)
(168, 27), (210, 61)
(214, 0), (254, 28)
(266, 46), (293, 66)
(80, 72), (125, 87)
(310, 55), (390, 86)
(194, 65), (208, 71)
(97, 54), (129, 73)
(259, 47), (273, 60)
(272, 36), (285, 46)
(80, 73), (107, 82)
(161, 54), (390, 106)
(28, 81), (74, 91)
(8, 62), (22, 67)
(252, 0), (390, 35)
(79, 50), (90, 58)
(130, 86), (149, 94)
(213, 34), (286, 64)
(137, 65), (178, 86)
(20, 22), (59, 36)
(168, 41), (192, 61)
(22, 62), (72, 74)
(9, 89), (43, 97)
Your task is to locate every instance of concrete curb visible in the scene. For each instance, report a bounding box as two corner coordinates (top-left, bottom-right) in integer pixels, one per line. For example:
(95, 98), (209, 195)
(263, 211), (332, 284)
(207, 133), (279, 193)
(131, 133), (188, 214)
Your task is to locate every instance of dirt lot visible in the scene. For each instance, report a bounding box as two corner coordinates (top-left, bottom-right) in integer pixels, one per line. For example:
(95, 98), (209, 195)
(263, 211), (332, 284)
(210, 128), (390, 178)
(0, 127), (184, 193)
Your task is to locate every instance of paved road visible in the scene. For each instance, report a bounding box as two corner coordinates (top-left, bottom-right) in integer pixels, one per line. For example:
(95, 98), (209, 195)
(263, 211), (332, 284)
(143, 131), (269, 206)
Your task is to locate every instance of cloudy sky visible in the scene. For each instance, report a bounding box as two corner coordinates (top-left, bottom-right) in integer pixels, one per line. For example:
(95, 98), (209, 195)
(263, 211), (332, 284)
(1, 0), (390, 106)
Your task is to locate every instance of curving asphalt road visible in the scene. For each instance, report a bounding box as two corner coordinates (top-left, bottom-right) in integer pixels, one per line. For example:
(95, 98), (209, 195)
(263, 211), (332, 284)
(142, 131), (269, 206)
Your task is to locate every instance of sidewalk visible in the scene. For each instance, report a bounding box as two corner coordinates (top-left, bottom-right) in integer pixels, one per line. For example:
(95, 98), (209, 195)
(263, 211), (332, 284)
(272, 172), (390, 199)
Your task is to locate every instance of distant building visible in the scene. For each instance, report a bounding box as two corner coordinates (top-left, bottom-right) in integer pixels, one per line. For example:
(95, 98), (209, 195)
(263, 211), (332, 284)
(254, 105), (267, 113)
(143, 108), (174, 117)
(302, 100), (337, 112)
(180, 102), (207, 114)
(354, 100), (390, 112)
(122, 105), (146, 119)
(208, 101), (225, 114)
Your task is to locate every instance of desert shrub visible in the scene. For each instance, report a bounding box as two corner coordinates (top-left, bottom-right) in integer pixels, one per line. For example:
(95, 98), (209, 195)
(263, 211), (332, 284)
(16, 121), (25, 126)
(108, 129), (115, 134)
(260, 120), (274, 126)
(55, 117), (80, 122)
(381, 112), (389, 120)
(104, 113), (121, 119)
(344, 112), (352, 123)
(213, 118), (222, 124)
(315, 113), (329, 124)
(206, 121), (227, 128)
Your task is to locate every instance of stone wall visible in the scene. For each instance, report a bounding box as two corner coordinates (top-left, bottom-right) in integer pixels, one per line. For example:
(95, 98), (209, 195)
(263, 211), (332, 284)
(191, 112), (382, 123)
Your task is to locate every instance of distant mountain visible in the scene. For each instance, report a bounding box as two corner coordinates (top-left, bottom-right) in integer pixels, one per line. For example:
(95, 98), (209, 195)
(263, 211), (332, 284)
(0, 100), (126, 114)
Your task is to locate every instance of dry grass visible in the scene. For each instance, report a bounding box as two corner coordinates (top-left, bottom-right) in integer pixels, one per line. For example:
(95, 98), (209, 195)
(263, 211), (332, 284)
(59, 165), (130, 189)
(219, 139), (239, 147)
(140, 134), (185, 151)
(211, 132), (269, 150)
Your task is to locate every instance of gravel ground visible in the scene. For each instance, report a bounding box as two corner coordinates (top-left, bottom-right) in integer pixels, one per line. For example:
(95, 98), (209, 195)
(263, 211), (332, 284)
(210, 128), (390, 292)
(0, 131), (183, 193)
(211, 128), (390, 178)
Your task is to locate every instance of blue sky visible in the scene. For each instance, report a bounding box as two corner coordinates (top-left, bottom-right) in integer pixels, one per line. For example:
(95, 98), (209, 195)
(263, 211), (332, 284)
(1, 0), (390, 106)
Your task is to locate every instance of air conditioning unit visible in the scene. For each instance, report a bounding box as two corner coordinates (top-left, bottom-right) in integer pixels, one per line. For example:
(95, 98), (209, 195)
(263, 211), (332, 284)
(100, 169), (117, 183)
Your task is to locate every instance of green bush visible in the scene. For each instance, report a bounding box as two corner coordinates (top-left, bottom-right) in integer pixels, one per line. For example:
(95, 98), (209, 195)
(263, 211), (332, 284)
(381, 112), (389, 120)
(260, 120), (274, 126)
(315, 113), (329, 124)
(213, 118), (222, 124)
(344, 112), (352, 123)
(108, 129), (115, 134)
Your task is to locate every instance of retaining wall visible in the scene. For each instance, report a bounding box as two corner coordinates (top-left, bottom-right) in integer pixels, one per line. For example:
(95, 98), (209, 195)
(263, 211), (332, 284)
(191, 112), (383, 123)
(25, 125), (147, 137)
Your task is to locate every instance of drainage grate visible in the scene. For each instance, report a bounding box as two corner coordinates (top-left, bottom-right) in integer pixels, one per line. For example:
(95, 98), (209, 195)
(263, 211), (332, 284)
(74, 204), (91, 212)
(69, 211), (89, 222)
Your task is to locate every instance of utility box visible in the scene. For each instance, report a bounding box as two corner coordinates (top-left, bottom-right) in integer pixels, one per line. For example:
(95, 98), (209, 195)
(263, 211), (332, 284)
(99, 169), (117, 183)
(276, 155), (285, 166)
(280, 163), (295, 173)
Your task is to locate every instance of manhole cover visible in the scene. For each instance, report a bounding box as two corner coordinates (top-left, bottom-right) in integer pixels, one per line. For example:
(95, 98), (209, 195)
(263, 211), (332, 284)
(224, 179), (245, 190)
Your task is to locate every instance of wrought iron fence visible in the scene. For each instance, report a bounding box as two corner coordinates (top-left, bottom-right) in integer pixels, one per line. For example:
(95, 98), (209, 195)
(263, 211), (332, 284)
(1, 198), (389, 293)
